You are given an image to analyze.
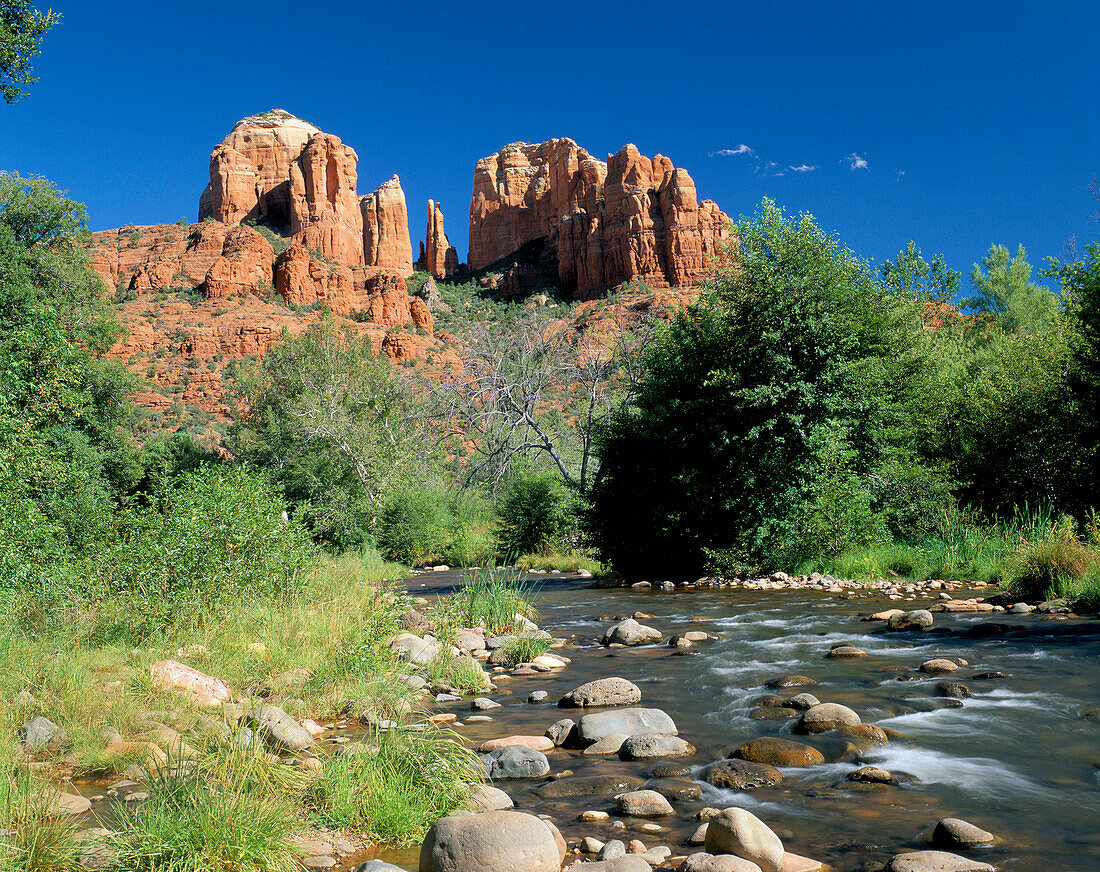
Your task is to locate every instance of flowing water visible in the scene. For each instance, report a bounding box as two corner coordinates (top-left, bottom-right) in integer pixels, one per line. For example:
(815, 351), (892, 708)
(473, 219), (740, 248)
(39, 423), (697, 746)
(372, 571), (1100, 871)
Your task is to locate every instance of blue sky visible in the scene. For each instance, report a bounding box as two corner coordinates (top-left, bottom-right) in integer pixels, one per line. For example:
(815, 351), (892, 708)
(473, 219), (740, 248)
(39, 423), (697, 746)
(2, 1), (1097, 286)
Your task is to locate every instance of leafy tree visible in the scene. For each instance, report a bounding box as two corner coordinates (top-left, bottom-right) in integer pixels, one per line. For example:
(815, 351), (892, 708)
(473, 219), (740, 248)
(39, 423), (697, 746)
(964, 244), (1059, 335)
(589, 199), (935, 577)
(231, 316), (428, 546)
(495, 471), (569, 558)
(0, 1), (60, 103)
(881, 241), (960, 307)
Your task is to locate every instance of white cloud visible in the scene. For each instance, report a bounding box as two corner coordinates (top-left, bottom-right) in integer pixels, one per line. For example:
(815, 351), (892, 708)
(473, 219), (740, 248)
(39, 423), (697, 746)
(843, 152), (870, 170)
(895, 168), (906, 179)
(709, 144), (756, 158)
(789, 164), (819, 173)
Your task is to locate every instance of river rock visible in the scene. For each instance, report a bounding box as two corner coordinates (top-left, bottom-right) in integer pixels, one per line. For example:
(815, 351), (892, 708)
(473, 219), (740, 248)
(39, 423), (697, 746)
(797, 703), (861, 734)
(682, 853), (768, 872)
(468, 784), (514, 812)
(733, 737), (824, 767)
(419, 810), (561, 872)
(480, 745), (550, 779)
(619, 733), (696, 759)
(615, 789), (674, 817)
(354, 862), (409, 872)
(546, 718), (578, 747)
(935, 682), (972, 699)
(577, 708), (677, 743)
(150, 660), (232, 707)
(477, 735), (554, 753)
(750, 706), (798, 720)
(836, 724), (888, 746)
(584, 733), (629, 755)
(931, 818), (996, 849)
(826, 645), (868, 659)
(50, 792), (91, 816)
(704, 759), (785, 790)
(646, 776), (702, 802)
(786, 693), (821, 710)
(390, 633), (440, 666)
(538, 774), (645, 798)
(765, 675), (817, 689)
(920, 659), (958, 674)
(847, 766), (893, 784)
(455, 629), (486, 652)
(560, 677), (642, 708)
(19, 715), (64, 750)
(472, 698), (501, 710)
(703, 808), (785, 872)
(883, 851), (994, 872)
(241, 706), (313, 752)
(528, 691), (548, 703)
(887, 610), (934, 631)
(571, 857), (651, 872)
(602, 619), (662, 646)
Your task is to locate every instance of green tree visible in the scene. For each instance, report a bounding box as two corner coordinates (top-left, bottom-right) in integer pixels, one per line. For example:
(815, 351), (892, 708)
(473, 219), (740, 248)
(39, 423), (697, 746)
(881, 240), (960, 306)
(589, 199), (935, 577)
(964, 244), (1059, 335)
(0, 1), (60, 103)
(231, 316), (428, 547)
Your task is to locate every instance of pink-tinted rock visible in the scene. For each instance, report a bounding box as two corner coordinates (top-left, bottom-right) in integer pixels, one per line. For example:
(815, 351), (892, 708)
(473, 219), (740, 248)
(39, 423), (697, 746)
(150, 659), (232, 708)
(422, 199), (458, 279)
(361, 175), (413, 273)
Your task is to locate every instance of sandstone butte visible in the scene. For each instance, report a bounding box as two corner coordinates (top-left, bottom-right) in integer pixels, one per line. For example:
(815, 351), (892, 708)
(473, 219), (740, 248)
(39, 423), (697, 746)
(467, 137), (731, 297)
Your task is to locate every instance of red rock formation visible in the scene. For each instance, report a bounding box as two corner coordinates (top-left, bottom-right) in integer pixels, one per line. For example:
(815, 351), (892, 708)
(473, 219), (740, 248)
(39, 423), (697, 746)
(200, 226), (275, 300)
(421, 200), (458, 279)
(468, 138), (730, 295)
(361, 175), (413, 273)
(286, 132), (364, 265)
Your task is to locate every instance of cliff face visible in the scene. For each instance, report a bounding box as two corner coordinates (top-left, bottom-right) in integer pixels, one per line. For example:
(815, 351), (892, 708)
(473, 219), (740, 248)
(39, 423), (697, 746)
(361, 175), (414, 273)
(420, 200), (458, 280)
(468, 138), (730, 295)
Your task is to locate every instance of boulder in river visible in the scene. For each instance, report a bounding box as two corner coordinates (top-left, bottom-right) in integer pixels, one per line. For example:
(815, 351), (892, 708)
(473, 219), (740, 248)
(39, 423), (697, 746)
(577, 707), (677, 744)
(419, 810), (561, 872)
(241, 706), (313, 753)
(389, 633), (440, 666)
(682, 853), (774, 872)
(733, 737), (825, 767)
(571, 857), (651, 871)
(764, 675), (817, 689)
(931, 818), (996, 849)
(545, 718), (578, 747)
(883, 850), (994, 872)
(559, 677), (641, 708)
(480, 745), (550, 779)
(468, 784), (513, 812)
(538, 774), (645, 798)
(703, 758), (785, 790)
(703, 807), (785, 872)
(619, 733), (696, 759)
(477, 735), (554, 753)
(887, 609), (934, 631)
(920, 659), (959, 674)
(601, 619), (662, 646)
(615, 789), (674, 817)
(797, 703), (861, 734)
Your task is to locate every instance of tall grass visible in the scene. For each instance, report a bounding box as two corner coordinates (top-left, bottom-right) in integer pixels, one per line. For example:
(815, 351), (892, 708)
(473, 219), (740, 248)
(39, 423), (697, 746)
(439, 571), (539, 635)
(0, 770), (81, 872)
(303, 727), (480, 844)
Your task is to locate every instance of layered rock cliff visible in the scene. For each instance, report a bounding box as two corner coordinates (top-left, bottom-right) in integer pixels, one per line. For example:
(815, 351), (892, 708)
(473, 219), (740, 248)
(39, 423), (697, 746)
(361, 176), (414, 273)
(468, 138), (730, 295)
(420, 200), (458, 280)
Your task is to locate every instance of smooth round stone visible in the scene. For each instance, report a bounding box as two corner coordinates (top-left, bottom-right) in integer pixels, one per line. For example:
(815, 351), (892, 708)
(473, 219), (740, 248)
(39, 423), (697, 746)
(935, 681), (972, 699)
(920, 659), (959, 674)
(619, 733), (696, 759)
(932, 818), (996, 849)
(480, 745), (550, 779)
(559, 677), (641, 708)
(538, 774), (645, 798)
(826, 645), (868, 659)
(797, 703), (861, 733)
(468, 784), (514, 812)
(649, 761), (693, 777)
(750, 705), (799, 720)
(703, 759), (785, 790)
(615, 789), (674, 817)
(477, 735), (554, 753)
(786, 692), (821, 710)
(527, 691), (548, 703)
(682, 852), (772, 872)
(645, 777), (701, 802)
(847, 766), (893, 784)
(703, 808), (785, 872)
(419, 810), (560, 872)
(884, 850), (994, 872)
(765, 675), (818, 689)
(733, 737), (825, 767)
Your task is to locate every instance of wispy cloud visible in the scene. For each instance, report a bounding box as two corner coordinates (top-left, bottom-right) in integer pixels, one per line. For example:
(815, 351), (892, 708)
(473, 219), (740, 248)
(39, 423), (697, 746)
(843, 152), (870, 171)
(894, 169), (906, 179)
(709, 144), (757, 158)
(789, 164), (819, 173)
(758, 161), (784, 177)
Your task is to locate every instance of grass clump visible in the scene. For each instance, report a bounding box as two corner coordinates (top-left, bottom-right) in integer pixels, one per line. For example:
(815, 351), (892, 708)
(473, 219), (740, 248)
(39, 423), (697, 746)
(304, 727), (480, 844)
(514, 551), (606, 575)
(495, 634), (551, 668)
(441, 571), (538, 636)
(0, 770), (81, 872)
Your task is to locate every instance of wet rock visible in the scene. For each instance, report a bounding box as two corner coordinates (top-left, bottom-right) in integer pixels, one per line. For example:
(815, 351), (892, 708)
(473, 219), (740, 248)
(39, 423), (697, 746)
(765, 675), (817, 689)
(650, 761), (693, 777)
(574, 856), (651, 871)
(241, 706), (313, 753)
(615, 789), (673, 816)
(797, 703), (861, 734)
(920, 659), (958, 674)
(584, 733), (630, 755)
(560, 677), (642, 708)
(419, 810), (560, 872)
(971, 672), (1009, 680)
(19, 716), (64, 750)
(935, 681), (972, 699)
(887, 609), (934, 631)
(619, 733), (695, 759)
(835, 724), (889, 746)
(750, 706), (798, 720)
(545, 718), (578, 747)
(472, 697), (501, 710)
(527, 691), (548, 703)
(733, 737), (825, 767)
(577, 708), (677, 744)
(703, 759), (785, 790)
(670, 631), (718, 647)
(602, 619), (662, 646)
(786, 693), (821, 710)
(480, 745), (550, 779)
(866, 609), (905, 621)
(538, 774), (645, 798)
(931, 818), (996, 849)
(687, 823), (709, 845)
(646, 776), (701, 801)
(847, 766), (893, 784)
(704, 807), (785, 872)
(826, 645), (868, 659)
(883, 850), (994, 872)
(682, 853), (768, 872)
(389, 633), (440, 666)
(477, 735), (554, 753)
(468, 784), (514, 812)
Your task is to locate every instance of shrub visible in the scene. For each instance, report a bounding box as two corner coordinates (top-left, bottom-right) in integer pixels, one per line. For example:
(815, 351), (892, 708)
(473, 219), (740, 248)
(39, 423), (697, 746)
(495, 472), (568, 558)
(377, 488), (450, 566)
(1009, 515), (1090, 600)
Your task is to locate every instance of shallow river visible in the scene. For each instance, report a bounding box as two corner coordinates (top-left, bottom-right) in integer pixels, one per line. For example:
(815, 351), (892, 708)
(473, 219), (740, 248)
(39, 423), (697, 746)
(376, 571), (1100, 871)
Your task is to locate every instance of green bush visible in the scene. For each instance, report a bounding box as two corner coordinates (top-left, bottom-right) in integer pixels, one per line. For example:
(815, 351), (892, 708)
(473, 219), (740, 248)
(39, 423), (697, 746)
(494, 472), (568, 558)
(377, 488), (450, 566)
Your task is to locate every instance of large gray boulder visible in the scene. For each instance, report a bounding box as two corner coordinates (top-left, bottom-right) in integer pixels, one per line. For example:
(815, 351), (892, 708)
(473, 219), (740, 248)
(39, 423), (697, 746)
(468, 784), (513, 812)
(602, 619), (662, 646)
(418, 810), (560, 872)
(704, 808), (785, 872)
(559, 677), (641, 708)
(577, 708), (677, 744)
(619, 733), (695, 759)
(883, 851), (994, 872)
(480, 745), (550, 779)
(931, 819), (996, 850)
(797, 702), (861, 734)
(390, 633), (440, 666)
(887, 609), (934, 631)
(570, 858), (651, 872)
(241, 706), (312, 752)
(19, 715), (63, 750)
(682, 853), (769, 872)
